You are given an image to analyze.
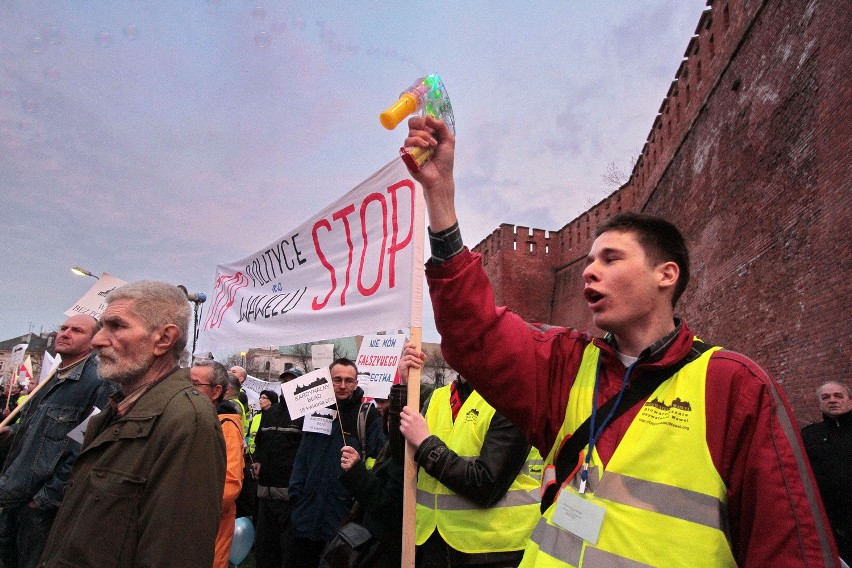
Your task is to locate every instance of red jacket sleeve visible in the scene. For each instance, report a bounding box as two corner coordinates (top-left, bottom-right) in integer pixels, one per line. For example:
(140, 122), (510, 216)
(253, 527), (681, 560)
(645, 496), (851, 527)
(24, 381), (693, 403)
(426, 249), (591, 454)
(705, 352), (839, 567)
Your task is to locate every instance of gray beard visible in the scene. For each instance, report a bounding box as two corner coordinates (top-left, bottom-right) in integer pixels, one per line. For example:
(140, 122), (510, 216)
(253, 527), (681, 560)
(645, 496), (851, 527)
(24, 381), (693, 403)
(97, 351), (156, 390)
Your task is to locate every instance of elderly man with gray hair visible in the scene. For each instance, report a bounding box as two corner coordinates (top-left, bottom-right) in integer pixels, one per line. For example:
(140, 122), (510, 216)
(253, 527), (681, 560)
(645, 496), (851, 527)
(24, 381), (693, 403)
(39, 281), (226, 568)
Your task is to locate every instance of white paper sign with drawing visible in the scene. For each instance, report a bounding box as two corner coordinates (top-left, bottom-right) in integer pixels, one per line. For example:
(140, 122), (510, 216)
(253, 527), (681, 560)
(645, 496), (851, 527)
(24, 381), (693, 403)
(280, 367), (336, 419)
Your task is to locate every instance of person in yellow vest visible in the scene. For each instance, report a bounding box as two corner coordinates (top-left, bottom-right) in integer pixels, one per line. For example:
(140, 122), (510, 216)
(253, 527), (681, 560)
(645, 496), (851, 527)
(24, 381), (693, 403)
(229, 365), (252, 435)
(224, 372), (249, 436)
(397, 346), (543, 568)
(399, 116), (839, 567)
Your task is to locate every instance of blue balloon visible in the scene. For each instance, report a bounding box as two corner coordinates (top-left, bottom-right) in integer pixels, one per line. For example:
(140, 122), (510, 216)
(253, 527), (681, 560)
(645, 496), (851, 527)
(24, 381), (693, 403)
(229, 516), (255, 565)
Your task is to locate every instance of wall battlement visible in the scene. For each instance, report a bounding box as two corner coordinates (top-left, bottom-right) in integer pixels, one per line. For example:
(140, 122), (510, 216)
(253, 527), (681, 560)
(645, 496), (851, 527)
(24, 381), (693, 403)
(465, 0), (851, 423)
(475, 0), (766, 266)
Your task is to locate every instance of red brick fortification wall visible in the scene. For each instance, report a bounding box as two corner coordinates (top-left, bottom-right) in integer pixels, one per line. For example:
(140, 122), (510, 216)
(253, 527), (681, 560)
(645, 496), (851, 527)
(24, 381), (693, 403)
(476, 224), (557, 325)
(474, 0), (851, 424)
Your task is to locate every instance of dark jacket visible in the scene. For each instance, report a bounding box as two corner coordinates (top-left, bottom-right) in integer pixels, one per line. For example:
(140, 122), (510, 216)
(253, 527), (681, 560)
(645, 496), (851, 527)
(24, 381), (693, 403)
(289, 387), (385, 542)
(39, 368), (226, 568)
(254, 399), (303, 494)
(802, 410), (852, 560)
(338, 384), (408, 567)
(0, 352), (112, 510)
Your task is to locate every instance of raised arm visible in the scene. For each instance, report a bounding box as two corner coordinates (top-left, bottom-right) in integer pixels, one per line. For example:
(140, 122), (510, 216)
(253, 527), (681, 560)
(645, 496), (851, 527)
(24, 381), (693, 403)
(404, 116), (457, 233)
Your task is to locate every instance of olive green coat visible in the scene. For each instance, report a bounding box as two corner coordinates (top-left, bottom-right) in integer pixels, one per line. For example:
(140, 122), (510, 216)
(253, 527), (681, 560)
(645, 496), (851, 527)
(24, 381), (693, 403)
(39, 368), (226, 568)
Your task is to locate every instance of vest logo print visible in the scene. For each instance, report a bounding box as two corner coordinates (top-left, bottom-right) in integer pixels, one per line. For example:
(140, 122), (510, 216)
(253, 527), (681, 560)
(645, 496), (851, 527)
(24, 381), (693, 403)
(636, 396), (693, 430)
(464, 408), (480, 423)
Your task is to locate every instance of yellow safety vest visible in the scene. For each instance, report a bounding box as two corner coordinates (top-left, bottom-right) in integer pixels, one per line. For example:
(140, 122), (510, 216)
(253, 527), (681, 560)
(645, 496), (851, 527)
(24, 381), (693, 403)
(522, 342), (735, 568)
(234, 396), (249, 437)
(416, 386), (543, 554)
(247, 412), (261, 454)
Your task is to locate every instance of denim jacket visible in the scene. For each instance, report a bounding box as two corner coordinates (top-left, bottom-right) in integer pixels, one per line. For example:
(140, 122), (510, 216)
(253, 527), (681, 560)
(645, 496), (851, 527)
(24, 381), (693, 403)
(0, 352), (111, 510)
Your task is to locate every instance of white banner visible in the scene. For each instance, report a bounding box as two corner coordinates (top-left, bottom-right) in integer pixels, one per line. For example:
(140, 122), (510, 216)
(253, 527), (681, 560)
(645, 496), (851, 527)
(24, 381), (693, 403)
(65, 273), (129, 319)
(356, 333), (405, 399)
(280, 367), (336, 419)
(196, 159), (424, 353)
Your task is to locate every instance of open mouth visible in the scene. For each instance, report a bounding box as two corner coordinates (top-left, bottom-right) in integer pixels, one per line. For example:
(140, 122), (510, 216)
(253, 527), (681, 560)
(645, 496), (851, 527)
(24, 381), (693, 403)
(584, 288), (604, 306)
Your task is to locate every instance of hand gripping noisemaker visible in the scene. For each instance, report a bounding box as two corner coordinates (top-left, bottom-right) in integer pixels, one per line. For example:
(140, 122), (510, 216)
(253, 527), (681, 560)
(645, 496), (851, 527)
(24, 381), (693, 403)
(379, 74), (455, 173)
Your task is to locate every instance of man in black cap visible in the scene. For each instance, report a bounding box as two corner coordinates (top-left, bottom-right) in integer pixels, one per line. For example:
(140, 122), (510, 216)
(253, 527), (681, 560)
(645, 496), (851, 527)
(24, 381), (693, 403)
(253, 368), (305, 568)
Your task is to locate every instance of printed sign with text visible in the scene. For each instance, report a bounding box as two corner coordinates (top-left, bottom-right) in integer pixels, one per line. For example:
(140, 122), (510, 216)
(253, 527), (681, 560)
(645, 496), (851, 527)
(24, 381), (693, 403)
(355, 333), (405, 399)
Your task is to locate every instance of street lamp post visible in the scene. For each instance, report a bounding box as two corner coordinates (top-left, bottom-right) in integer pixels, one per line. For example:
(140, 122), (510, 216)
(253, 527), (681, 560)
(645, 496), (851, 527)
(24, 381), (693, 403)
(71, 266), (99, 280)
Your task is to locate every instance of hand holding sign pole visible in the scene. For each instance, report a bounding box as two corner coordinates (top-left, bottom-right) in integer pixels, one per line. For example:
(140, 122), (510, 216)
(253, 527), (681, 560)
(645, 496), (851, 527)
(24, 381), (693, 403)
(380, 74), (432, 568)
(380, 74), (455, 173)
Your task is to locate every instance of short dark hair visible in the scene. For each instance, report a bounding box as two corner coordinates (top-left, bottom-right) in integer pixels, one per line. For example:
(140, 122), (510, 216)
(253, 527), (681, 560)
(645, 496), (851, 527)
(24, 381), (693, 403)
(329, 357), (358, 377)
(194, 360), (230, 402)
(595, 213), (690, 306)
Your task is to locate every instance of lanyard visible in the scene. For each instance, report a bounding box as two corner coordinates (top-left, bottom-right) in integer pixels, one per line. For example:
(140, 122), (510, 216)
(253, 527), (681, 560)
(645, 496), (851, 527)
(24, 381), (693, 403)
(579, 357), (636, 493)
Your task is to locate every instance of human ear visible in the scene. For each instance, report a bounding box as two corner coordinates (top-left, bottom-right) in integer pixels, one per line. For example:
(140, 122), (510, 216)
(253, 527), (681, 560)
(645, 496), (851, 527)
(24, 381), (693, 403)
(152, 324), (181, 356)
(657, 261), (680, 293)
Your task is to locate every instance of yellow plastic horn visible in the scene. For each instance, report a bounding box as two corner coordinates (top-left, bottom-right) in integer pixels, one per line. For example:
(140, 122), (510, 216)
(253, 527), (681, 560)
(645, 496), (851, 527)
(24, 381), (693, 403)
(380, 93), (418, 130)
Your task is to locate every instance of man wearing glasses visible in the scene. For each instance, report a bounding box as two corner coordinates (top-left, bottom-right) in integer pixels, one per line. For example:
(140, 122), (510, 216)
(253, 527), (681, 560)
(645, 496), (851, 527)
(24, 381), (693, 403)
(190, 361), (244, 568)
(288, 358), (386, 566)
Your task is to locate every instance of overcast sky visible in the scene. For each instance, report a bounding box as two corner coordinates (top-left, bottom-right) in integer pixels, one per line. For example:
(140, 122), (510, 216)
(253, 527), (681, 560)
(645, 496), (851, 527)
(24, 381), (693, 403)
(1, 1), (707, 356)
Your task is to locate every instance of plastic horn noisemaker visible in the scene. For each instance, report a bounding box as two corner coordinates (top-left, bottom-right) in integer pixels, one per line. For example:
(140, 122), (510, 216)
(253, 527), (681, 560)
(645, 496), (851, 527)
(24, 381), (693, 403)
(380, 74), (455, 172)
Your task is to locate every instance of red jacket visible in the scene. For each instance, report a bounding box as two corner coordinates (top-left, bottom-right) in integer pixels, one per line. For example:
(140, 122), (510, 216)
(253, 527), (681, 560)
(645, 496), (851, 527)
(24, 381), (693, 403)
(426, 249), (839, 568)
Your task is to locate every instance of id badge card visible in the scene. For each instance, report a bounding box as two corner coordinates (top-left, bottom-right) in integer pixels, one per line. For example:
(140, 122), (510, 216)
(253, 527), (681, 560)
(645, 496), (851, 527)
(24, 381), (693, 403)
(550, 487), (606, 545)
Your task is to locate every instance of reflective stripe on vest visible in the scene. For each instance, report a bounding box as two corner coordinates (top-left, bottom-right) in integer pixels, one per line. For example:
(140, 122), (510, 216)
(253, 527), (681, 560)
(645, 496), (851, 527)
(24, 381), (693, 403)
(416, 385), (542, 554)
(417, 487), (540, 510)
(521, 342), (736, 568)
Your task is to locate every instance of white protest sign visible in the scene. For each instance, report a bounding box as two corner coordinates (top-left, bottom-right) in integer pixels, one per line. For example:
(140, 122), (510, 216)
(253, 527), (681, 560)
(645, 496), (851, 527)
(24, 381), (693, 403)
(10, 343), (28, 373)
(196, 158), (425, 353)
(65, 273), (128, 319)
(311, 344), (335, 371)
(355, 333), (405, 399)
(303, 408), (337, 435)
(280, 367), (336, 419)
(243, 375), (276, 411)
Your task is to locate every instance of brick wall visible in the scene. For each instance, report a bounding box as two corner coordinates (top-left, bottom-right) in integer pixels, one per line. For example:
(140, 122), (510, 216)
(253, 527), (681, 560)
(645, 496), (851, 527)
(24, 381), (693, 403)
(473, 0), (851, 425)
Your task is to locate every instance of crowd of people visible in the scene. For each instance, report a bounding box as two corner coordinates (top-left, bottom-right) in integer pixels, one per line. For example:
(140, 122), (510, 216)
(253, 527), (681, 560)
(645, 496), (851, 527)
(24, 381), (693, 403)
(0, 117), (848, 568)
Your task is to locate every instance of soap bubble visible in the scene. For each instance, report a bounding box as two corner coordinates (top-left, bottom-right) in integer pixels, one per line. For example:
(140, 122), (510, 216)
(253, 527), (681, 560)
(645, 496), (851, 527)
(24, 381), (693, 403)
(44, 67), (60, 81)
(22, 100), (37, 113)
(44, 26), (64, 46)
(97, 32), (113, 47)
(28, 35), (44, 54)
(270, 19), (286, 35)
(123, 24), (139, 40)
(254, 31), (270, 48)
(252, 6), (266, 20)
